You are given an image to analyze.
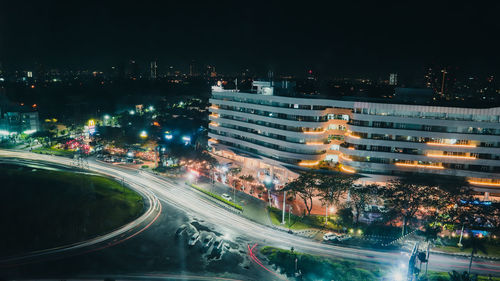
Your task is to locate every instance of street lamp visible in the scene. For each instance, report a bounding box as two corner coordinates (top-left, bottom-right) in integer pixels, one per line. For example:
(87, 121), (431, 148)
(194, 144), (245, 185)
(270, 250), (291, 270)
(104, 114), (110, 120)
(129, 110), (135, 115)
(140, 131), (148, 138)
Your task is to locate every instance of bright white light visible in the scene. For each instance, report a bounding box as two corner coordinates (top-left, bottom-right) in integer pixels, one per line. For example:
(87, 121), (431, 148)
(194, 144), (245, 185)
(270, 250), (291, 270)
(0, 130), (9, 136)
(140, 131), (148, 138)
(148, 106), (154, 111)
(182, 136), (191, 141)
(165, 134), (173, 140)
(104, 114), (110, 120)
(129, 110), (135, 115)
(264, 176), (272, 184)
(392, 271), (404, 281)
(127, 151), (134, 157)
(23, 129), (36, 135)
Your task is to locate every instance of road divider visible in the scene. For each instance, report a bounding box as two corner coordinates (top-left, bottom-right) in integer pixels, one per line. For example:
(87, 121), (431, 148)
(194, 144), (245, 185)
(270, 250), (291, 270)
(185, 182), (243, 211)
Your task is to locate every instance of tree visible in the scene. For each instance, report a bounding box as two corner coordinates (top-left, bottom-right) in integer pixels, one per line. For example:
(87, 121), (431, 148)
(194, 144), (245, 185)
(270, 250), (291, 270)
(381, 177), (449, 236)
(337, 207), (354, 228)
(283, 172), (321, 216)
(349, 184), (377, 225)
(317, 173), (357, 220)
(462, 235), (488, 275)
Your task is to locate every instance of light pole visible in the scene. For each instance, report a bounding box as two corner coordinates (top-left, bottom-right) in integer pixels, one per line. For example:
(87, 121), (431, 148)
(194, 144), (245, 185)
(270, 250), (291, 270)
(325, 205), (329, 226)
(282, 190), (286, 224)
(288, 205), (292, 227)
(458, 224), (465, 247)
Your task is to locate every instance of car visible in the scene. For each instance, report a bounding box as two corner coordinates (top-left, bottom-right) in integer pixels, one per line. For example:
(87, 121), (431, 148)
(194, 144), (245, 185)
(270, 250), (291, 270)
(221, 193), (232, 201)
(188, 232), (200, 246)
(337, 234), (352, 241)
(323, 233), (338, 241)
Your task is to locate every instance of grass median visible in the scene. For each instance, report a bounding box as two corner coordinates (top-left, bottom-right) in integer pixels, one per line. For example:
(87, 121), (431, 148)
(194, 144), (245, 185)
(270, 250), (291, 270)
(0, 163), (144, 256)
(260, 246), (384, 281)
(32, 146), (74, 157)
(185, 182), (243, 211)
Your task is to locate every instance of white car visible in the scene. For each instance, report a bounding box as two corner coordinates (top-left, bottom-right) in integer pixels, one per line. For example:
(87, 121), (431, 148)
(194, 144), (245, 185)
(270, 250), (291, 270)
(323, 233), (338, 241)
(221, 193), (232, 201)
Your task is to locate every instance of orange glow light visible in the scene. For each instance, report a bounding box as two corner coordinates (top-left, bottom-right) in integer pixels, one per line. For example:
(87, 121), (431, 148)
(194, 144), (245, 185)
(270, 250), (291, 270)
(395, 163), (444, 169)
(340, 166), (356, 173)
(340, 154), (352, 161)
(299, 161), (320, 166)
(306, 142), (324, 146)
(468, 180), (500, 187)
(426, 142), (476, 148)
(427, 154), (476, 160)
(345, 133), (360, 139)
(209, 122), (219, 127)
(303, 130), (325, 135)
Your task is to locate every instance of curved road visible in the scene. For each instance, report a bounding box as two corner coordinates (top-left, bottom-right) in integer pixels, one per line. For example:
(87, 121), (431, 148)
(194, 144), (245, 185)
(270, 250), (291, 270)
(1, 150), (499, 277)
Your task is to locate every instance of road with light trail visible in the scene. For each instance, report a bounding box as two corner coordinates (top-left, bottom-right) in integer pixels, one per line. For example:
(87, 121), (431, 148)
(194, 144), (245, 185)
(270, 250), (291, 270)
(1, 149), (499, 277)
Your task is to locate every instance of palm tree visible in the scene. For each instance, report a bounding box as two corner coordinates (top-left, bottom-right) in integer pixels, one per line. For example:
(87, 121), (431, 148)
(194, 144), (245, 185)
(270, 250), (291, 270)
(461, 235), (488, 275)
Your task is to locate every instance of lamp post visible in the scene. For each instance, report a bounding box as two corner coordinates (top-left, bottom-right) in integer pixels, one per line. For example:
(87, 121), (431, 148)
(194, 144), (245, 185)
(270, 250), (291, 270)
(282, 190), (286, 224)
(458, 224), (465, 247)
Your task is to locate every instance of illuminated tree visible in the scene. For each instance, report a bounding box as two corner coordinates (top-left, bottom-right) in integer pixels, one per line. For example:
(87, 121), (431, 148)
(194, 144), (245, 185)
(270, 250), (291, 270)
(284, 172), (321, 215)
(349, 184), (377, 225)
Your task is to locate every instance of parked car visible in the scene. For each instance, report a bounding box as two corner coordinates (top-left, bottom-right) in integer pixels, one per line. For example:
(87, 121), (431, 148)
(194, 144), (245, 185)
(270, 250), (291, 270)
(221, 193), (232, 201)
(323, 232), (338, 241)
(188, 232), (200, 246)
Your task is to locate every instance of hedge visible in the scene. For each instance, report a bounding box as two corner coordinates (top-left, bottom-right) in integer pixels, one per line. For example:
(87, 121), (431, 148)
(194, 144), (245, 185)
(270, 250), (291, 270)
(185, 182), (243, 211)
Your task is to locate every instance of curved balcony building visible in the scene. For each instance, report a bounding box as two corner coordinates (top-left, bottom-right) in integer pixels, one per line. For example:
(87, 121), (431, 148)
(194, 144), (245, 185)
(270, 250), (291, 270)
(208, 81), (500, 194)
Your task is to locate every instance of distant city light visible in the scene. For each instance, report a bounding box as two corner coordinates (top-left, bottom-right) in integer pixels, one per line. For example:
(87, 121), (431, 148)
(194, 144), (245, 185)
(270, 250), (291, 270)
(129, 110), (135, 115)
(165, 134), (173, 140)
(148, 105), (154, 111)
(104, 114), (110, 120)
(140, 131), (148, 138)
(127, 151), (134, 157)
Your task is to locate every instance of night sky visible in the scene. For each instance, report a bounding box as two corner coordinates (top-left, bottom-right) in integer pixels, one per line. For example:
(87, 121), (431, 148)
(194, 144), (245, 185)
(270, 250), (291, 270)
(0, 1), (498, 77)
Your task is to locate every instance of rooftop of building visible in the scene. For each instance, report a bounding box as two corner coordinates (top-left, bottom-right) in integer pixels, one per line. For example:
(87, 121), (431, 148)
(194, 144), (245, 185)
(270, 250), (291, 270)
(212, 80), (500, 109)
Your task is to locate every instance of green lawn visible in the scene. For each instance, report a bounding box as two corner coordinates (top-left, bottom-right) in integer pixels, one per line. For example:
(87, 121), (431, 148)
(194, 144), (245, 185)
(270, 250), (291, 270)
(260, 246), (384, 281)
(434, 243), (500, 258)
(0, 163), (144, 256)
(32, 146), (74, 157)
(427, 271), (500, 280)
(267, 207), (342, 230)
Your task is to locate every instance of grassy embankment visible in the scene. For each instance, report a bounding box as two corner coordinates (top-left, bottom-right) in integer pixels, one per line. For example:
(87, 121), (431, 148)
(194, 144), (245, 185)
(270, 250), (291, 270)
(0, 164), (144, 256)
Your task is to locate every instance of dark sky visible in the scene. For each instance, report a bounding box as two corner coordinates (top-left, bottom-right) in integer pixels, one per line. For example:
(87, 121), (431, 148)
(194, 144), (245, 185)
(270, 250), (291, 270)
(0, 0), (498, 77)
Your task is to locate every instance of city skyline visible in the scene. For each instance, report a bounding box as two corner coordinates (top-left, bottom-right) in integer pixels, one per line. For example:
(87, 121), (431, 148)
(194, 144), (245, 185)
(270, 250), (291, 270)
(1, 1), (498, 77)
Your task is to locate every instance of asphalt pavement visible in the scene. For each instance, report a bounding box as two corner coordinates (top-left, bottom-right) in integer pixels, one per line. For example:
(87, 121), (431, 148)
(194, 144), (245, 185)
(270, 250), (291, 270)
(1, 149), (499, 279)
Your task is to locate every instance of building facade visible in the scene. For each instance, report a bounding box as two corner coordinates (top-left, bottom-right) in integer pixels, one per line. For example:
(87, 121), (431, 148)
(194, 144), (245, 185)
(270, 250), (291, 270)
(208, 82), (500, 194)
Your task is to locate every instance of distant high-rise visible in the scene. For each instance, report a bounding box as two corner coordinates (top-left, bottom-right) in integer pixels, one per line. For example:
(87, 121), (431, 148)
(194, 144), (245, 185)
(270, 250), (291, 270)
(389, 73), (398, 85)
(189, 60), (200, 77)
(150, 61), (158, 79)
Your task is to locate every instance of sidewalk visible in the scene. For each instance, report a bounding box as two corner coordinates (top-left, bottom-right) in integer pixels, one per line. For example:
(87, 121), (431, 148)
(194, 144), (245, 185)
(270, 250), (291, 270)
(193, 177), (273, 226)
